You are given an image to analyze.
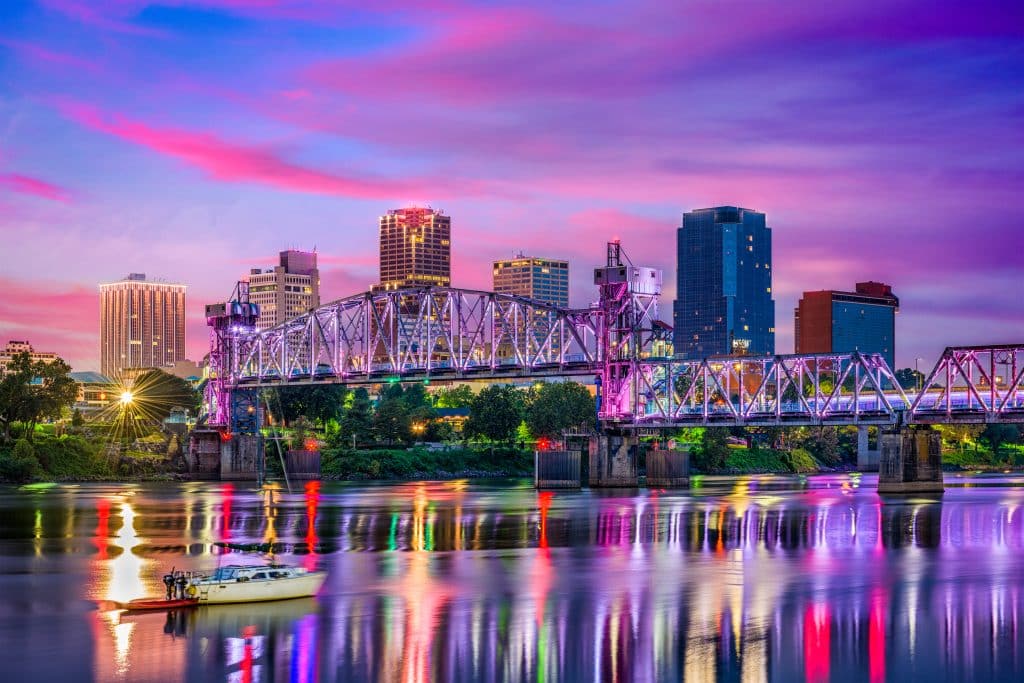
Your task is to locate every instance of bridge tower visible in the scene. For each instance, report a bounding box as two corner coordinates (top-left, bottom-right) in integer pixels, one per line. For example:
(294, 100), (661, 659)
(590, 242), (662, 486)
(189, 283), (263, 479)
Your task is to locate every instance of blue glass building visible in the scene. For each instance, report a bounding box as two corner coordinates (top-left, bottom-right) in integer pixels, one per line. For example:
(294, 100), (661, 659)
(673, 206), (775, 359)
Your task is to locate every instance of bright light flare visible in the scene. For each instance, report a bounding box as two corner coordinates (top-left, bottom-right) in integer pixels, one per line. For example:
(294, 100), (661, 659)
(119, 390), (134, 405)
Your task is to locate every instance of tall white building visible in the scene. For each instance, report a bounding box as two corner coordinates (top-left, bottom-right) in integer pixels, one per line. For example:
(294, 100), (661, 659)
(248, 250), (320, 331)
(100, 274), (186, 378)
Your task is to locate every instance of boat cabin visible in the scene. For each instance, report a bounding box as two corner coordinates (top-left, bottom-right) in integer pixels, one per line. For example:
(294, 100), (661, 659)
(202, 565), (300, 583)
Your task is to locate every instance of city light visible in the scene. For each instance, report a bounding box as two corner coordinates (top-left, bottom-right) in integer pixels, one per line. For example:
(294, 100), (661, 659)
(119, 390), (133, 405)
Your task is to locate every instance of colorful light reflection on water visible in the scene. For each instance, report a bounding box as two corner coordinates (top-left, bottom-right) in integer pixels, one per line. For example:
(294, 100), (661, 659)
(2, 474), (1024, 681)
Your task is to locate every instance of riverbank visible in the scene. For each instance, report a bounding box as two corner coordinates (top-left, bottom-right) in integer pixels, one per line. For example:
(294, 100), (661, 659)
(3, 434), (1020, 484)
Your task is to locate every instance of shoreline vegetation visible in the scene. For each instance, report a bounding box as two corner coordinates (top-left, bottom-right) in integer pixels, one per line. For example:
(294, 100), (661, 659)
(2, 432), (1023, 485)
(2, 359), (1023, 485)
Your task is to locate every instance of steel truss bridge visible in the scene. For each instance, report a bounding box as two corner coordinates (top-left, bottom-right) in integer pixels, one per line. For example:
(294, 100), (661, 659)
(205, 245), (1024, 430)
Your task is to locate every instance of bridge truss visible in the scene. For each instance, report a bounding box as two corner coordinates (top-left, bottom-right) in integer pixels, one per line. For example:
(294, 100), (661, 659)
(206, 244), (1024, 430)
(230, 287), (602, 385)
(602, 351), (908, 427)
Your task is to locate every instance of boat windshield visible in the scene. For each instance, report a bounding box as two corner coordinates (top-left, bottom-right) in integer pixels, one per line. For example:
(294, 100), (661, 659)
(209, 567), (239, 581)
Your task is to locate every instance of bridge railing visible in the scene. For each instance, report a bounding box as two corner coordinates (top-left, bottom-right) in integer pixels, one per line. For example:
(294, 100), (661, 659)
(602, 351), (909, 426)
(229, 287), (602, 385)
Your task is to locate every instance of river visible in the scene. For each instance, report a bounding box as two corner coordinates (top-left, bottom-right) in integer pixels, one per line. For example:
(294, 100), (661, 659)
(1, 473), (1023, 682)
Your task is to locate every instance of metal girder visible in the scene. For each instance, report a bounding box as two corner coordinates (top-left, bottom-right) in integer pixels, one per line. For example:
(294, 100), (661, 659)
(910, 345), (1024, 423)
(229, 287), (601, 386)
(206, 268), (1024, 430)
(601, 352), (909, 427)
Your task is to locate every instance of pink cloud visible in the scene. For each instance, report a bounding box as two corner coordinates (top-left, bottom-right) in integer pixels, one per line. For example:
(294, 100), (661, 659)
(0, 278), (98, 370)
(0, 173), (73, 203)
(56, 100), (440, 200)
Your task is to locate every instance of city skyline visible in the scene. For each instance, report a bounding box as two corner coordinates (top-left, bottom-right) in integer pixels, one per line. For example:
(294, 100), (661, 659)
(1, 1), (1022, 371)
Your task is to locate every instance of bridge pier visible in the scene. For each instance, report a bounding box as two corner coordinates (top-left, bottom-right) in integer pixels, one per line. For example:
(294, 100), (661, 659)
(646, 447), (690, 488)
(588, 433), (639, 487)
(878, 426), (943, 494)
(535, 450), (583, 488)
(857, 426), (880, 472)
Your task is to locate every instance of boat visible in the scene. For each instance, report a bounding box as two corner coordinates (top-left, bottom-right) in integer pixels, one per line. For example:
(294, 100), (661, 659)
(184, 564), (327, 605)
(124, 597), (199, 612)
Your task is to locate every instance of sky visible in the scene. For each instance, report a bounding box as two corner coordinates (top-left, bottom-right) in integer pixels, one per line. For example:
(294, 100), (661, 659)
(0, 0), (1022, 372)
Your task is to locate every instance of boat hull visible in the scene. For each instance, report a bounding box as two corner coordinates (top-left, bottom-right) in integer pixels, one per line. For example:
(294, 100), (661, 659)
(125, 598), (199, 612)
(194, 571), (327, 604)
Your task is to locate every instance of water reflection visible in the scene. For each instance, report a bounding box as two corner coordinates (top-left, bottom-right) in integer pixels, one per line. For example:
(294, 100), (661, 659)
(2, 476), (1024, 681)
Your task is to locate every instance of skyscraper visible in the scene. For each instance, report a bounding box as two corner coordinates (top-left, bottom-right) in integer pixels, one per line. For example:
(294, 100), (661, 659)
(794, 282), (899, 367)
(373, 207), (451, 291)
(492, 254), (569, 307)
(673, 206), (774, 359)
(248, 250), (320, 331)
(100, 273), (186, 377)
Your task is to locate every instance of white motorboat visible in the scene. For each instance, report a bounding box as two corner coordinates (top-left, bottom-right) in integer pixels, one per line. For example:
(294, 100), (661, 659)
(185, 564), (327, 604)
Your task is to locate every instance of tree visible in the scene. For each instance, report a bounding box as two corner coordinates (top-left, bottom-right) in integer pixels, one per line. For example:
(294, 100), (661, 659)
(935, 424), (984, 453)
(131, 369), (201, 423)
(801, 426), (841, 466)
(71, 408), (84, 427)
(981, 424), (1021, 459)
(692, 428), (729, 472)
(267, 384), (347, 427)
(525, 382), (595, 439)
(0, 352), (78, 442)
(336, 388), (373, 447)
(373, 398), (412, 445)
(433, 385), (474, 409)
(0, 439), (40, 481)
(401, 383), (430, 410)
(894, 368), (924, 391)
(464, 385), (524, 444)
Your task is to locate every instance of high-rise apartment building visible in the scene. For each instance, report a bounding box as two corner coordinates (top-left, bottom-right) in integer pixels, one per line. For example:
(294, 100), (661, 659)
(492, 254), (569, 307)
(0, 340), (59, 374)
(100, 274), (186, 377)
(673, 206), (775, 359)
(248, 250), (320, 331)
(373, 207), (451, 291)
(794, 282), (899, 367)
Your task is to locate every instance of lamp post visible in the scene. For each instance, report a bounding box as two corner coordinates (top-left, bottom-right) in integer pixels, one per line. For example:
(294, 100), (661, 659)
(914, 357), (925, 394)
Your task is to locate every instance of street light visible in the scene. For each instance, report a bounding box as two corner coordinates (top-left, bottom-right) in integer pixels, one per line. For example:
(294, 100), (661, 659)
(119, 390), (134, 405)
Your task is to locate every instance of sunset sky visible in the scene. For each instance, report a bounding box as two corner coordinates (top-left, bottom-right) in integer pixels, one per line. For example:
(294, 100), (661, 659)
(1, 0), (1022, 372)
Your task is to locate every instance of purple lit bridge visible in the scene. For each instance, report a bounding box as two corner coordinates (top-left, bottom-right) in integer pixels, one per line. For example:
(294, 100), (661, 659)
(207, 297), (1024, 429)
(201, 243), (1023, 490)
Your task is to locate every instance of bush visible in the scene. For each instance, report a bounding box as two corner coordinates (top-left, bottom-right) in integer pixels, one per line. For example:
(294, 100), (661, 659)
(786, 448), (819, 473)
(40, 435), (111, 479)
(0, 439), (41, 482)
(319, 446), (533, 479)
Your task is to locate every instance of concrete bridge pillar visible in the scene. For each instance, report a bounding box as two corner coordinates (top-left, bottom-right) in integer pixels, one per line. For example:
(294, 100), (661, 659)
(220, 433), (264, 480)
(857, 426), (880, 471)
(588, 434), (639, 487)
(535, 450), (583, 488)
(878, 426), (943, 494)
(646, 447), (690, 488)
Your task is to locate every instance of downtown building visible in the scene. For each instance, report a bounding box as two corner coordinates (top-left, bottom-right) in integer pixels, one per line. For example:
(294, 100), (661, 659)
(248, 250), (320, 332)
(0, 340), (59, 375)
(492, 254), (569, 307)
(372, 207), (451, 292)
(794, 282), (899, 368)
(673, 206), (775, 359)
(100, 273), (186, 378)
